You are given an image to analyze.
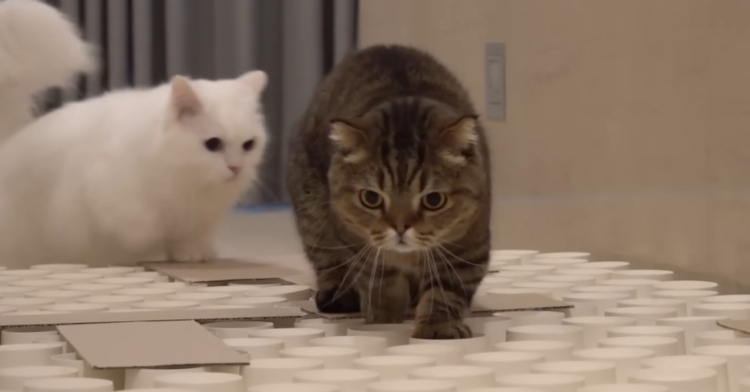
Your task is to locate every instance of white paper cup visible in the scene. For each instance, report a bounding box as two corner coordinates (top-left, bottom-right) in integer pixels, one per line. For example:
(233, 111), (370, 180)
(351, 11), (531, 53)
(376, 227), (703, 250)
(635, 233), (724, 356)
(601, 280), (661, 298)
(604, 307), (678, 326)
(95, 277), (154, 287)
(489, 272), (538, 284)
(462, 351), (544, 377)
(0, 366), (79, 391)
(294, 369), (380, 392)
(112, 288), (176, 301)
(249, 328), (325, 348)
(142, 282), (193, 292)
(0, 286), (32, 298)
(656, 316), (727, 352)
(512, 282), (575, 299)
(572, 262), (631, 271)
(496, 340), (575, 361)
(474, 317), (512, 345)
(165, 292), (231, 304)
(31, 264), (87, 272)
(0, 270), (51, 278)
(0, 344), (63, 367)
(367, 379), (455, 392)
(477, 276), (514, 292)
(692, 303), (750, 320)
(695, 330), (750, 348)
(629, 367), (718, 392)
(490, 253), (524, 265)
(313, 336), (388, 357)
(703, 296), (750, 305)
(409, 335), (487, 354)
(50, 353), (124, 389)
(531, 360), (617, 385)
(195, 286), (256, 298)
(499, 265), (557, 276)
(153, 372), (243, 392)
(693, 346), (750, 392)
(408, 366), (494, 389)
(64, 284), (123, 295)
(80, 267), (135, 277)
(654, 281), (719, 292)
(578, 385), (668, 392)
(23, 377), (114, 392)
(79, 295), (143, 309)
(618, 299), (688, 317)
(202, 321), (273, 338)
(124, 367), (206, 390)
(606, 326), (686, 354)
(492, 250), (539, 264)
(642, 355), (728, 392)
(244, 358), (324, 386)
(497, 373), (586, 392)
(248, 383), (340, 392)
(535, 275), (598, 287)
(348, 324), (414, 347)
(535, 252), (590, 260)
(498, 311), (566, 327)
(530, 258), (589, 269)
(654, 290), (719, 314)
(222, 297), (287, 307)
(245, 285), (311, 301)
(48, 273), (104, 283)
(281, 346), (359, 369)
(611, 270), (674, 282)
(26, 290), (90, 304)
(564, 293), (633, 317)
(222, 337), (283, 359)
(0, 298), (54, 311)
(573, 286), (638, 299)
(126, 272), (168, 283)
(385, 344), (464, 365)
(573, 347), (655, 383)
(506, 325), (584, 349)
(354, 355), (435, 380)
(1, 328), (58, 345)
(0, 306), (14, 314)
(563, 317), (637, 348)
(598, 336), (679, 357)
(132, 300), (199, 310)
(557, 269), (613, 283)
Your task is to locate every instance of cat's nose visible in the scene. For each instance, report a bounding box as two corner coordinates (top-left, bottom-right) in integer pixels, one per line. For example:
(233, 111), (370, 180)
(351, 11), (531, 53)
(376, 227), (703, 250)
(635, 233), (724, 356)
(228, 166), (241, 174)
(395, 224), (411, 236)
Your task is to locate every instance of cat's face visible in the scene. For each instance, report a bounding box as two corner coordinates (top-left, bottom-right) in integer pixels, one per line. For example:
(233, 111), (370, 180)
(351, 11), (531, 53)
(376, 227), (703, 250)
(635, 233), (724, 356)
(161, 71), (268, 185)
(327, 99), (486, 253)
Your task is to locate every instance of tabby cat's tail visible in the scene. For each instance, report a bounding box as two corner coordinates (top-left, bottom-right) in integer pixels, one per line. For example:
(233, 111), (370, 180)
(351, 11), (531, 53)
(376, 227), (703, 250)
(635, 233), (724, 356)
(0, 0), (97, 142)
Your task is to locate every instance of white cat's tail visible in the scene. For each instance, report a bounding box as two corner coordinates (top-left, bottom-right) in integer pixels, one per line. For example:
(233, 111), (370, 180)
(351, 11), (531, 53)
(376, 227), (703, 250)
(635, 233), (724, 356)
(0, 0), (97, 141)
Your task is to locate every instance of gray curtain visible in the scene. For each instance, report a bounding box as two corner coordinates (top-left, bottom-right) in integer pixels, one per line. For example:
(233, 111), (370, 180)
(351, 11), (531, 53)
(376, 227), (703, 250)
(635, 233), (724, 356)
(45, 0), (358, 207)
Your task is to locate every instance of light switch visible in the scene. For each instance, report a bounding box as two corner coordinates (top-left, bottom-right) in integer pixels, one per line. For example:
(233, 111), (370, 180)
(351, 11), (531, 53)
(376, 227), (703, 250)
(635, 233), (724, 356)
(485, 42), (506, 121)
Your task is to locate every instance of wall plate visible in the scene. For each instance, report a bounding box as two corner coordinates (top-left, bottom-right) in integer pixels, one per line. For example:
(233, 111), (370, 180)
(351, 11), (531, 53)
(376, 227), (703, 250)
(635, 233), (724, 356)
(485, 42), (506, 121)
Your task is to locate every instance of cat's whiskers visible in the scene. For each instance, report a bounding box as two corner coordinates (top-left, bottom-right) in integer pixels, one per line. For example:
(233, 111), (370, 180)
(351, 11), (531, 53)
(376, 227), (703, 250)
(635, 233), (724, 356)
(428, 248), (450, 319)
(438, 244), (484, 267)
(367, 246), (380, 319)
(325, 244), (371, 307)
(436, 246), (467, 298)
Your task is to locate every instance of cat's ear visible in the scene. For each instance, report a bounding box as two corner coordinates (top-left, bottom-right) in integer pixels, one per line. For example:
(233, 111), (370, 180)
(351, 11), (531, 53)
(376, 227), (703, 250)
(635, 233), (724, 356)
(237, 70), (268, 93)
(438, 115), (480, 165)
(169, 75), (203, 121)
(330, 119), (369, 164)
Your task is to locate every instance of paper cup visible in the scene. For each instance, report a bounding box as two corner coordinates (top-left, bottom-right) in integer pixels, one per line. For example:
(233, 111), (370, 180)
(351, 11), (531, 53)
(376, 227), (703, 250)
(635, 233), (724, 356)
(48, 273), (104, 283)
(491, 250), (539, 264)
(496, 340), (575, 361)
(281, 346), (360, 369)
(40, 303), (109, 313)
(165, 292), (231, 304)
(512, 282), (575, 299)
(628, 367), (718, 392)
(606, 326), (686, 354)
(703, 296), (750, 305)
(499, 265), (556, 276)
(642, 355), (728, 392)
(112, 288), (176, 301)
(598, 336), (679, 357)
(95, 277), (154, 287)
(535, 252), (590, 260)
(473, 317), (512, 345)
(0, 366), (79, 391)
(497, 373), (586, 392)
(124, 366), (206, 390)
(50, 353), (124, 390)
(81, 267), (135, 277)
(530, 258), (589, 269)
(409, 335), (487, 354)
(222, 297), (287, 307)
(249, 383), (340, 392)
(1, 328), (58, 345)
(572, 286), (638, 299)
(249, 328), (325, 348)
(693, 345), (750, 392)
(611, 270), (674, 282)
(126, 272), (168, 282)
(222, 338), (283, 359)
(618, 299), (688, 317)
(656, 316), (727, 352)
(531, 360), (617, 385)
(244, 358), (324, 386)
(354, 355), (435, 380)
(294, 369), (380, 392)
(654, 290), (719, 314)
(79, 295), (143, 309)
(563, 317), (637, 348)
(498, 311), (566, 326)
(64, 284), (123, 295)
(0, 270), (51, 278)
(408, 366), (494, 389)
(385, 344), (464, 365)
(313, 336), (388, 357)
(462, 351), (544, 377)
(26, 290), (90, 304)
(692, 303), (750, 320)
(578, 385), (668, 392)
(367, 379), (455, 392)
(0, 306), (15, 314)
(23, 377), (114, 392)
(0, 344), (63, 367)
(0, 286), (32, 298)
(695, 330), (750, 348)
(202, 321), (273, 338)
(195, 286), (256, 298)
(601, 280), (660, 298)
(654, 281), (719, 292)
(153, 372), (243, 392)
(604, 307), (678, 326)
(535, 275), (598, 287)
(557, 269), (613, 283)
(245, 285), (311, 301)
(564, 293), (633, 317)
(348, 324), (414, 347)
(142, 282), (193, 292)
(31, 264), (87, 272)
(573, 347), (654, 383)
(507, 325), (584, 349)
(570, 262), (631, 271)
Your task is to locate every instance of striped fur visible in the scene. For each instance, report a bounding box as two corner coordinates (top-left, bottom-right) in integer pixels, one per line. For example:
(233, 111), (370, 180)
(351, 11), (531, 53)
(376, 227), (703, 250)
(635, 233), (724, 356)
(286, 44), (491, 339)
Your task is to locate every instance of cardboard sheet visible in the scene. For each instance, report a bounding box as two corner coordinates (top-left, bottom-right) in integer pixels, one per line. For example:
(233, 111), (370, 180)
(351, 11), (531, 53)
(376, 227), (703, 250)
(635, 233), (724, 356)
(58, 321), (250, 369)
(142, 259), (299, 283)
(717, 319), (750, 335)
(302, 293), (571, 319)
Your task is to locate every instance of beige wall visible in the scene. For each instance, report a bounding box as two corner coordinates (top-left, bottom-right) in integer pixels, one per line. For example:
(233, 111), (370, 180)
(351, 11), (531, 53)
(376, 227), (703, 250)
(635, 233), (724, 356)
(359, 0), (750, 291)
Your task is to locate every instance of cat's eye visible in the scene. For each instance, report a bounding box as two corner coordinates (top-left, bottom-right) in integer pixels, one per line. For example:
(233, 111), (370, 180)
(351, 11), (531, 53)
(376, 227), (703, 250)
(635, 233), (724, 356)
(359, 190), (383, 209)
(421, 192), (447, 210)
(204, 137), (223, 152)
(242, 139), (255, 151)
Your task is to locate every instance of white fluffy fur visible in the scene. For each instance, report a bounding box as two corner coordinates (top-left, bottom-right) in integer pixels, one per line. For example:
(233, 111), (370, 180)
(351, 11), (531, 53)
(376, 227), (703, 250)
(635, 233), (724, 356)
(0, 71), (269, 268)
(0, 0), (97, 141)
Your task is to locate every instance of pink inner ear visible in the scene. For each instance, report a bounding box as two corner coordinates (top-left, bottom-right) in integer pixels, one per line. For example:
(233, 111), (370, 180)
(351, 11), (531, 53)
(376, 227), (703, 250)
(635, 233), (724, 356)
(170, 76), (203, 120)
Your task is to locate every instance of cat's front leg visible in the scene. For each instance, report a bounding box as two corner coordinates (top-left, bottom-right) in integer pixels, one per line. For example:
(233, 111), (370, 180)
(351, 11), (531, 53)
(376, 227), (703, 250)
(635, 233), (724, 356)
(310, 246), (364, 314)
(167, 239), (217, 263)
(412, 251), (487, 339)
(357, 266), (409, 324)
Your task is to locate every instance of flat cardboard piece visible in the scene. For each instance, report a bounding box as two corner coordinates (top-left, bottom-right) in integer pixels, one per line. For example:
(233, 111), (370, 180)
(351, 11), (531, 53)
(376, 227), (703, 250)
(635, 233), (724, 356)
(142, 259), (299, 284)
(717, 319), (750, 335)
(302, 293), (571, 319)
(58, 321), (249, 369)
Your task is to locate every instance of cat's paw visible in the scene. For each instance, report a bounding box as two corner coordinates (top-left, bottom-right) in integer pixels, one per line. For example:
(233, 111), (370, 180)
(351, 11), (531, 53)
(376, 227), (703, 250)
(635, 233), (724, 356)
(413, 321), (473, 339)
(169, 245), (216, 263)
(315, 287), (360, 314)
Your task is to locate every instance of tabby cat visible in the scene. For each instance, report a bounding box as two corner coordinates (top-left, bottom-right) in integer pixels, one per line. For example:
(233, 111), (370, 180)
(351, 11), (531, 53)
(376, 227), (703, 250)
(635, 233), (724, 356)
(286, 44), (491, 339)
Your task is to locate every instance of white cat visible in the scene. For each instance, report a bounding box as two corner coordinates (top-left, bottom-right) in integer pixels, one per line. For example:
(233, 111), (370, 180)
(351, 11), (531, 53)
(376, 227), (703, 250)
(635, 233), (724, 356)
(0, 0), (97, 141)
(0, 71), (269, 269)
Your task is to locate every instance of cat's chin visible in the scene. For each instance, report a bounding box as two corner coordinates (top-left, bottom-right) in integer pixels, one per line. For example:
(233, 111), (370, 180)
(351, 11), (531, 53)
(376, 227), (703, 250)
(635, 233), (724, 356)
(384, 243), (420, 253)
